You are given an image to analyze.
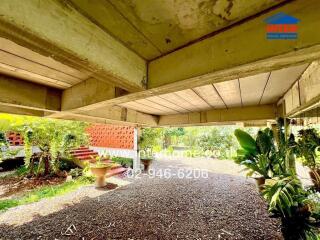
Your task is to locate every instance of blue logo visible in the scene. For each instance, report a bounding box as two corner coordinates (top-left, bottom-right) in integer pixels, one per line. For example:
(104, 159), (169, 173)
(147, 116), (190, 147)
(265, 12), (299, 40)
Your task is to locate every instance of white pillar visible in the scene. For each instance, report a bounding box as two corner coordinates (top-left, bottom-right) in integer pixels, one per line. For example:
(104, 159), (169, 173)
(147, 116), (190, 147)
(133, 127), (140, 172)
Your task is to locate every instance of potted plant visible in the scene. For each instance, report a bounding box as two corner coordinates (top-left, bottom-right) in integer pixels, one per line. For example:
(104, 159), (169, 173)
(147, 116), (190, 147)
(90, 155), (112, 187)
(234, 128), (285, 191)
(140, 155), (153, 172)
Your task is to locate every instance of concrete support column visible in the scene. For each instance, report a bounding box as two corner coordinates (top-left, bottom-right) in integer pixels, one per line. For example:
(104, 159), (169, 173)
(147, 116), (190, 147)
(133, 127), (141, 172)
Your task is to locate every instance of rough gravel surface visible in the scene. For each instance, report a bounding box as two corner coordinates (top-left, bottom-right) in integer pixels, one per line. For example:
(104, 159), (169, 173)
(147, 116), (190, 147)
(0, 159), (283, 240)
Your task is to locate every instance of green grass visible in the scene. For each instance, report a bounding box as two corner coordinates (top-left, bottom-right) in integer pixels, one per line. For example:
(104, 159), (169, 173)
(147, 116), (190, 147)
(0, 176), (94, 211)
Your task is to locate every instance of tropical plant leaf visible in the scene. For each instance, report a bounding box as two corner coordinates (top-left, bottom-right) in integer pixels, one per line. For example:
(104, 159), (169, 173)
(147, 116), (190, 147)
(234, 129), (257, 154)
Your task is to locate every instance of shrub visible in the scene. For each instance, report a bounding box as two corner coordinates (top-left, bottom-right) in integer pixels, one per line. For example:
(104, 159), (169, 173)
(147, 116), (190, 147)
(111, 156), (133, 168)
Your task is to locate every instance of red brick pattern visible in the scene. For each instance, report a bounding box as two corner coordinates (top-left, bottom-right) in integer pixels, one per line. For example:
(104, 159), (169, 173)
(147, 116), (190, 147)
(6, 132), (24, 146)
(86, 124), (134, 149)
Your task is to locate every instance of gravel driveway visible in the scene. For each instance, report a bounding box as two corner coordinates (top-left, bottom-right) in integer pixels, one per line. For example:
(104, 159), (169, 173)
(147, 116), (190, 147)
(0, 158), (283, 240)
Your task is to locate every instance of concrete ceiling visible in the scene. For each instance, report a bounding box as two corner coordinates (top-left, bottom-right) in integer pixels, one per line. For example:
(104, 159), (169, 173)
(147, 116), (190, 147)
(0, 38), (92, 89)
(119, 63), (309, 115)
(69, 0), (285, 60)
(0, 0), (319, 127)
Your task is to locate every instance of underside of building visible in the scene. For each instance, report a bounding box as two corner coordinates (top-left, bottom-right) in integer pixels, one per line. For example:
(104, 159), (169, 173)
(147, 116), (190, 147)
(0, 0), (319, 127)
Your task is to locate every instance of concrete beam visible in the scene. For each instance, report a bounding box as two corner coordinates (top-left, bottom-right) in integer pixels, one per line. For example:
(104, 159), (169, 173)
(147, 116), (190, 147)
(0, 0), (146, 92)
(0, 105), (44, 117)
(158, 105), (277, 126)
(61, 78), (116, 111)
(149, 0), (320, 90)
(0, 75), (61, 112)
(49, 106), (158, 127)
(62, 0), (320, 112)
(284, 61), (320, 117)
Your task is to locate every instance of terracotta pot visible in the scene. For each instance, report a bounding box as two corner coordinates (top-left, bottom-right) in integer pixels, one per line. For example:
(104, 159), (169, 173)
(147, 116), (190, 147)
(90, 165), (109, 187)
(141, 158), (152, 172)
(254, 177), (266, 192)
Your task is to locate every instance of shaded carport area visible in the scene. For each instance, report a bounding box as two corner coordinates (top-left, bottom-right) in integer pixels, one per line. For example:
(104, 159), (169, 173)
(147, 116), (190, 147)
(0, 0), (320, 239)
(0, 159), (283, 240)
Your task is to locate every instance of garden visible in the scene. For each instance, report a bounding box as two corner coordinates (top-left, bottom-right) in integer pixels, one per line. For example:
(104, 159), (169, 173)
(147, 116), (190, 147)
(139, 119), (320, 239)
(0, 114), (132, 212)
(1, 113), (320, 239)
(234, 118), (320, 239)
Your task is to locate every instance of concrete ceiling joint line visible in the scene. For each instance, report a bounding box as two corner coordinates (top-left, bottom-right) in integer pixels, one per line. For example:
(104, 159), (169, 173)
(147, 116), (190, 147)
(192, 88), (214, 108)
(157, 95), (190, 112)
(282, 62), (311, 108)
(173, 92), (201, 112)
(258, 72), (272, 105)
(212, 84), (228, 109)
(145, 98), (181, 113)
(238, 78), (243, 107)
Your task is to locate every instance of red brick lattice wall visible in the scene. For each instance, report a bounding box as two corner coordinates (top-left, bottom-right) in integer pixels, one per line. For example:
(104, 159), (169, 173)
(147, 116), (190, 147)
(86, 124), (134, 149)
(6, 132), (24, 146)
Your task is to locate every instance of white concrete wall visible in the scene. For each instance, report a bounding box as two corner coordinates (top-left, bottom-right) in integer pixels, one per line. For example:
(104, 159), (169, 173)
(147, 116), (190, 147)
(89, 146), (136, 159)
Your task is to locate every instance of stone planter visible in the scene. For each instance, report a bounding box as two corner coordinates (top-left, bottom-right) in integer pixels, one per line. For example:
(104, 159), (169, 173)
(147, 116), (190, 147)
(90, 164), (110, 187)
(309, 169), (320, 190)
(254, 176), (266, 192)
(141, 158), (153, 172)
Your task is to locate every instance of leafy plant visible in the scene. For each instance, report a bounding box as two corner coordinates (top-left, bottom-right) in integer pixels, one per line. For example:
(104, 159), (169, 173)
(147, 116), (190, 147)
(69, 168), (83, 178)
(263, 176), (320, 239)
(234, 125), (288, 178)
(263, 176), (305, 217)
(295, 128), (320, 170)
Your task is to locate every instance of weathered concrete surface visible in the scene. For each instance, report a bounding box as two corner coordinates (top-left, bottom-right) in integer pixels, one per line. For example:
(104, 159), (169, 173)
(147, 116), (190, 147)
(158, 104), (276, 126)
(148, 0), (320, 88)
(0, 75), (61, 112)
(284, 61), (320, 116)
(105, 0), (283, 58)
(0, 0), (146, 92)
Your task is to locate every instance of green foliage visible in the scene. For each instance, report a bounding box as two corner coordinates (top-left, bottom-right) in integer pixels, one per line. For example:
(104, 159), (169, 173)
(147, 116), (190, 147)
(139, 128), (163, 155)
(263, 177), (320, 239)
(163, 127), (185, 148)
(263, 176), (305, 217)
(69, 168), (83, 178)
(0, 113), (89, 176)
(0, 176), (94, 212)
(234, 124), (288, 178)
(15, 165), (28, 176)
(111, 156), (133, 168)
(234, 129), (257, 155)
(59, 158), (79, 171)
(295, 128), (320, 169)
(198, 127), (237, 159)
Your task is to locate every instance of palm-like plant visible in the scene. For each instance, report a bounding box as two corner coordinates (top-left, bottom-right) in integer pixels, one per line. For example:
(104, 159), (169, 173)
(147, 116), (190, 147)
(263, 176), (320, 239)
(263, 176), (305, 217)
(234, 128), (285, 178)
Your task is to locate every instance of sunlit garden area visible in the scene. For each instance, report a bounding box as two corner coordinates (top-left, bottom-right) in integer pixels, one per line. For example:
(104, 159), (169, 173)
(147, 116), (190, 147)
(0, 1), (320, 239)
(0, 112), (320, 239)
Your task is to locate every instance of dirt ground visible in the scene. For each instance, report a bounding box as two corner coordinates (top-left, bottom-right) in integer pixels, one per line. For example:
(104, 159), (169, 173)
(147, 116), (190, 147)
(0, 175), (66, 199)
(0, 158), (283, 240)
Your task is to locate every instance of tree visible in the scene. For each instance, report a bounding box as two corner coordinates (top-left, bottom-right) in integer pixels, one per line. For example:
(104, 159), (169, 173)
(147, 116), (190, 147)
(139, 128), (163, 156)
(163, 127), (185, 148)
(198, 127), (237, 159)
(0, 114), (89, 176)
